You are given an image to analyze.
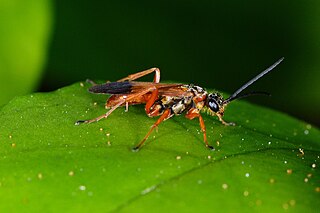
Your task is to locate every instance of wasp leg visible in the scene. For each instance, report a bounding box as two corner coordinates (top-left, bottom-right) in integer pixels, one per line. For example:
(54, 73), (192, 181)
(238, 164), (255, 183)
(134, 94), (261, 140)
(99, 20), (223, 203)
(125, 102), (129, 112)
(117, 68), (160, 83)
(145, 89), (159, 114)
(133, 109), (172, 151)
(185, 109), (214, 150)
(217, 113), (235, 126)
(76, 87), (157, 125)
(75, 100), (125, 125)
(86, 79), (97, 86)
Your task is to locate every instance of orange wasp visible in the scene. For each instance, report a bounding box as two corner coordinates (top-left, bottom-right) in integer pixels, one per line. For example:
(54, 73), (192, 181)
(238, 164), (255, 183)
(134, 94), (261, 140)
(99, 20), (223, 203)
(76, 57), (284, 151)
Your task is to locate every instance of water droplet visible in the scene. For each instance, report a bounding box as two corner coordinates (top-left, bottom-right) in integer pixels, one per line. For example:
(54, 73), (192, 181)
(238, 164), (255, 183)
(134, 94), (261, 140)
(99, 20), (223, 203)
(243, 190), (249, 196)
(245, 173), (250, 178)
(79, 185), (86, 191)
(141, 185), (156, 195)
(176, 156), (181, 160)
(38, 173), (43, 180)
(268, 141), (272, 145)
(269, 178), (275, 184)
(282, 203), (289, 210)
(304, 130), (309, 135)
(222, 183), (228, 189)
(289, 199), (296, 206)
(311, 163), (316, 168)
(197, 180), (203, 184)
(68, 171), (74, 176)
(304, 178), (309, 183)
(298, 148), (304, 156)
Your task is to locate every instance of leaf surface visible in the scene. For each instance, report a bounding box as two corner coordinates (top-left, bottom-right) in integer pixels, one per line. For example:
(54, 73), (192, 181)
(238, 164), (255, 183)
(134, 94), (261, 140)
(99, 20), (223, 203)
(0, 82), (319, 212)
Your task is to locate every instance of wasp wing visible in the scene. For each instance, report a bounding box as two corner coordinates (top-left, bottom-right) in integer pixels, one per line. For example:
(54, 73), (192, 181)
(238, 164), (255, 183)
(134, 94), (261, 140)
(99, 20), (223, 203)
(89, 81), (188, 97)
(88, 81), (133, 94)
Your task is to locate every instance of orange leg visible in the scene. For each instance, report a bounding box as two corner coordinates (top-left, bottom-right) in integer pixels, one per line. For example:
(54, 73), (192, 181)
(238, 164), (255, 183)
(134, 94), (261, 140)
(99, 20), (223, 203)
(117, 67), (160, 83)
(185, 108), (214, 150)
(216, 113), (235, 126)
(145, 89), (159, 114)
(75, 87), (156, 125)
(133, 109), (172, 151)
(75, 100), (125, 125)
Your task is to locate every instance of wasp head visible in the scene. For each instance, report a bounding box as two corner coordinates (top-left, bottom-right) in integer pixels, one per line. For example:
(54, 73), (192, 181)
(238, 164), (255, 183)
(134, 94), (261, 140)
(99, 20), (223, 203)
(206, 93), (226, 115)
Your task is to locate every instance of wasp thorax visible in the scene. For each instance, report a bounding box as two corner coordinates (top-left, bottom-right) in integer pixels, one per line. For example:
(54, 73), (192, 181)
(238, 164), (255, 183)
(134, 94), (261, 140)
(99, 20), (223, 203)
(206, 93), (224, 113)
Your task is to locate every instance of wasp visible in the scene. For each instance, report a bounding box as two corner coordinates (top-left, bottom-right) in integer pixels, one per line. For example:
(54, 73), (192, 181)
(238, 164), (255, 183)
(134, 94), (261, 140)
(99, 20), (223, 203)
(76, 57), (284, 151)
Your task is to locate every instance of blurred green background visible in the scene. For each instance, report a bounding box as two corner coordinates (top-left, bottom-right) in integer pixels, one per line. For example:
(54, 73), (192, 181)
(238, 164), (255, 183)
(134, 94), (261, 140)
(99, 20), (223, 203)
(1, 0), (319, 126)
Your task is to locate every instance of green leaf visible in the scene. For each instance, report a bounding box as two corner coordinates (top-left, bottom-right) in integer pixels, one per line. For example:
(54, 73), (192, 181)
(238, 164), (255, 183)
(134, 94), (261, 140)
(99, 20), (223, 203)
(0, 0), (52, 105)
(0, 82), (319, 212)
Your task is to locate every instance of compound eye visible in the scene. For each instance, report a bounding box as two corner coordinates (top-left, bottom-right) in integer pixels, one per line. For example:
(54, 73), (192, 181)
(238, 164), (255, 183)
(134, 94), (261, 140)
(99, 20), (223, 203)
(208, 100), (219, 112)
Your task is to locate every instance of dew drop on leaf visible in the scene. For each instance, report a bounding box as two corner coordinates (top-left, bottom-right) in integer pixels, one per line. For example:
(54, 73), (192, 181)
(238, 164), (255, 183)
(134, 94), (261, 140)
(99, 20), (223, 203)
(38, 173), (43, 180)
(269, 178), (275, 184)
(79, 185), (86, 191)
(289, 199), (296, 206)
(222, 183), (228, 190)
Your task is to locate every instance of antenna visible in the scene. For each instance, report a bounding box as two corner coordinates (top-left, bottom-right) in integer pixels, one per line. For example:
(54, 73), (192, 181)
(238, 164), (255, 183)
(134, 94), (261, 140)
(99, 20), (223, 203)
(224, 57), (284, 104)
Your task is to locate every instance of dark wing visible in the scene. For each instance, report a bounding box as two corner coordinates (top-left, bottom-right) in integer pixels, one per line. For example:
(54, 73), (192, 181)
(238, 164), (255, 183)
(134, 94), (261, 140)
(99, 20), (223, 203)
(88, 81), (132, 94)
(89, 81), (189, 97)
